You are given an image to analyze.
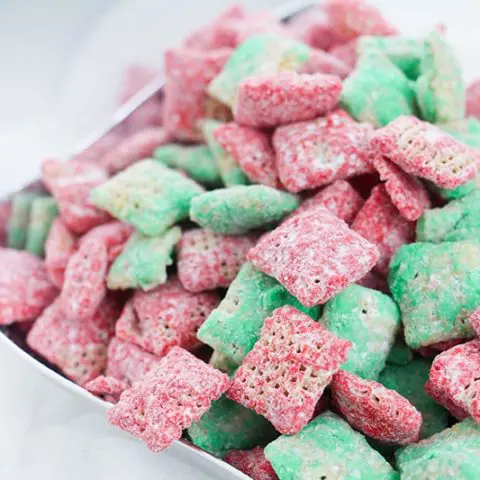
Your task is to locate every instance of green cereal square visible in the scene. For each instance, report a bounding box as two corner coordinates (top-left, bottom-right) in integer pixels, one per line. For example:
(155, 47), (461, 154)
(197, 262), (320, 364)
(187, 395), (278, 458)
(190, 185), (299, 235)
(25, 196), (58, 257)
(265, 412), (398, 480)
(341, 51), (416, 127)
(7, 193), (37, 249)
(320, 284), (400, 380)
(107, 227), (181, 291)
(154, 144), (222, 187)
(379, 358), (449, 439)
(389, 241), (480, 349)
(208, 34), (310, 108)
(91, 160), (204, 236)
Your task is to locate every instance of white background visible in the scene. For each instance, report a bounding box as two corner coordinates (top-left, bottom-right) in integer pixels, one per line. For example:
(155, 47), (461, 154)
(0, 0), (478, 478)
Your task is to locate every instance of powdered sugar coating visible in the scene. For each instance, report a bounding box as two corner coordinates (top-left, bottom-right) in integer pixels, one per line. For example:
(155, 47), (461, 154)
(213, 122), (279, 187)
(60, 238), (108, 322)
(424, 378), (469, 421)
(0, 248), (57, 325)
(234, 72), (342, 128)
(273, 110), (374, 192)
(115, 276), (219, 356)
(225, 447), (278, 480)
(177, 228), (255, 292)
(372, 156), (431, 221)
(352, 185), (415, 275)
(466, 79), (480, 120)
(370, 115), (480, 189)
(248, 205), (379, 307)
(107, 347), (229, 452)
(331, 370), (422, 445)
(163, 47), (232, 142)
(227, 306), (351, 434)
(470, 307), (480, 337)
(84, 375), (128, 403)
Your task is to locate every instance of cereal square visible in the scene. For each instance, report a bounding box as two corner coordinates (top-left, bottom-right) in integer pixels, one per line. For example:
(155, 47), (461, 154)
(225, 447), (278, 480)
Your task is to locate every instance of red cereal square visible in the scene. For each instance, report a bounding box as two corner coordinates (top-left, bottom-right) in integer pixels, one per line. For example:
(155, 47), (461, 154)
(27, 295), (121, 385)
(329, 39), (358, 71)
(372, 155), (431, 221)
(225, 447), (278, 480)
(227, 306), (351, 434)
(41, 158), (110, 234)
(107, 347), (230, 452)
(331, 370), (422, 445)
(0, 248), (57, 325)
(428, 340), (480, 424)
(466, 79), (480, 120)
(163, 47), (232, 142)
(469, 307), (480, 337)
(213, 122), (279, 188)
(424, 379), (469, 421)
(248, 206), (379, 307)
(85, 375), (129, 403)
(351, 184), (415, 276)
(294, 180), (364, 224)
(233, 72), (342, 128)
(299, 48), (350, 78)
(59, 238), (108, 322)
(115, 276), (220, 356)
(370, 116), (480, 189)
(273, 110), (374, 193)
(177, 228), (255, 292)
(44, 218), (77, 288)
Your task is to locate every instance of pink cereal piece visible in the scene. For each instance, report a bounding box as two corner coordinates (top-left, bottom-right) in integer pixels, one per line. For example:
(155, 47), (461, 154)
(352, 184), (415, 276)
(370, 115), (480, 189)
(0, 201), (11, 247)
(106, 337), (162, 386)
(372, 155), (431, 221)
(177, 228), (255, 292)
(248, 206), (379, 307)
(273, 110), (374, 193)
(331, 370), (422, 445)
(60, 238), (108, 322)
(324, 0), (398, 42)
(44, 218), (77, 289)
(227, 306), (351, 434)
(27, 295), (121, 385)
(213, 122), (279, 187)
(469, 307), (480, 337)
(225, 447), (278, 480)
(125, 99), (164, 132)
(429, 340), (480, 424)
(100, 127), (170, 174)
(70, 129), (125, 165)
(424, 379), (469, 421)
(294, 180), (364, 224)
(79, 221), (133, 265)
(85, 375), (129, 403)
(329, 39), (358, 71)
(234, 72), (342, 128)
(115, 276), (219, 356)
(163, 47), (232, 142)
(118, 64), (158, 105)
(300, 48), (350, 78)
(466, 79), (480, 120)
(107, 347), (230, 452)
(0, 249), (57, 325)
(42, 158), (110, 234)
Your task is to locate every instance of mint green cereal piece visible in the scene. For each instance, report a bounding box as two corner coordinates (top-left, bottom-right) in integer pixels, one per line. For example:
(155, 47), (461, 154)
(396, 419), (480, 480)
(208, 34), (310, 108)
(107, 227), (181, 291)
(91, 160), (204, 236)
(320, 285), (400, 380)
(379, 358), (449, 439)
(154, 144), (222, 187)
(190, 185), (299, 235)
(188, 396), (278, 458)
(197, 262), (320, 364)
(415, 30), (465, 124)
(209, 351), (238, 376)
(200, 119), (249, 187)
(25, 196), (58, 257)
(265, 412), (398, 480)
(389, 241), (480, 349)
(341, 52), (416, 127)
(386, 335), (413, 366)
(416, 190), (480, 243)
(7, 193), (37, 249)
(358, 36), (422, 80)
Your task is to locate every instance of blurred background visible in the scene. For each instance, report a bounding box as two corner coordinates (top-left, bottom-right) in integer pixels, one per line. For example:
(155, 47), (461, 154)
(0, 0), (478, 478)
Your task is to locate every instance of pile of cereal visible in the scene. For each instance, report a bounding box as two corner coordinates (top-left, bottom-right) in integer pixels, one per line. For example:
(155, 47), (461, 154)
(2, 1), (480, 478)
